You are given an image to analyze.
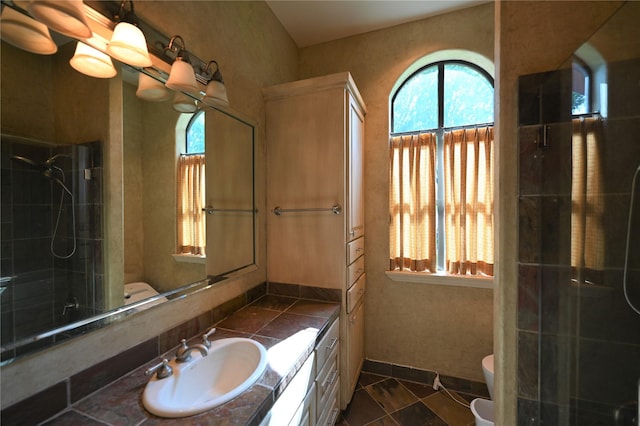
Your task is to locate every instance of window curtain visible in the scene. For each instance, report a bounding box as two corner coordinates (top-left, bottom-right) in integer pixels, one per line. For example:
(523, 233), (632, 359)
(571, 117), (604, 279)
(389, 133), (437, 272)
(444, 126), (494, 276)
(177, 154), (206, 256)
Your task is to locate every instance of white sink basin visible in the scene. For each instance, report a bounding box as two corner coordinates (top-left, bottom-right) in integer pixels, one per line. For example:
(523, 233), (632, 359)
(143, 337), (268, 418)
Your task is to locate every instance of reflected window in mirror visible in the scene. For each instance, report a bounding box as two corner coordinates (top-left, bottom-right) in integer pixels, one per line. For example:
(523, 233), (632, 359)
(177, 111), (206, 257)
(186, 111), (205, 154)
(572, 59), (591, 115)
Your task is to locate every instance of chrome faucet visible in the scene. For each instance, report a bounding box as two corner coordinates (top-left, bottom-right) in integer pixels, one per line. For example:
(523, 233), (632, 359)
(175, 338), (209, 363)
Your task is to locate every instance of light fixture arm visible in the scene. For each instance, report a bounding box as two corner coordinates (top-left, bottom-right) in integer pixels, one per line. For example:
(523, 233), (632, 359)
(205, 60), (224, 84)
(114, 0), (136, 24)
(165, 35), (191, 63)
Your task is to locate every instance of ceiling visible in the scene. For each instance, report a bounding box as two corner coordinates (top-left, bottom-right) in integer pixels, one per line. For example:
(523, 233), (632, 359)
(266, 0), (488, 48)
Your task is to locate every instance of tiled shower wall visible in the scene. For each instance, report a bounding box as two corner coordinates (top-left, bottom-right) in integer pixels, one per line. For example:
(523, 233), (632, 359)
(517, 59), (640, 424)
(0, 138), (104, 359)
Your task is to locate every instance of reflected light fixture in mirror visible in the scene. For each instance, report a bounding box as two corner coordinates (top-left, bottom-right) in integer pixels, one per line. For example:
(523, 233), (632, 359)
(69, 42), (117, 78)
(203, 60), (229, 107)
(137, 73), (171, 101)
(165, 35), (198, 93)
(173, 91), (198, 113)
(0, 6), (58, 55)
(26, 0), (92, 39)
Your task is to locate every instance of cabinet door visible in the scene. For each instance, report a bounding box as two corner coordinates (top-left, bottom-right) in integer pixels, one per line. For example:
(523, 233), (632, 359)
(347, 300), (365, 397)
(266, 88), (345, 287)
(347, 93), (365, 241)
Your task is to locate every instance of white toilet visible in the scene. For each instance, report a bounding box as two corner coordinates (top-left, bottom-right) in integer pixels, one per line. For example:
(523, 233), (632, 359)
(471, 354), (495, 426)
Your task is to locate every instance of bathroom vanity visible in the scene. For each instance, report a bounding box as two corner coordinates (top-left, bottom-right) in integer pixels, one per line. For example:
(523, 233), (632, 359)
(264, 72), (367, 409)
(39, 294), (340, 425)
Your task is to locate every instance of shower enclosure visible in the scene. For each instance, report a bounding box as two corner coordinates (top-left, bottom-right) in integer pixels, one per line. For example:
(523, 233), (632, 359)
(0, 136), (104, 359)
(516, 3), (639, 424)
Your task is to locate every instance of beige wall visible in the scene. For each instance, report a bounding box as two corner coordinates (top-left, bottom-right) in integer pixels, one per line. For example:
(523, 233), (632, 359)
(494, 1), (622, 423)
(123, 83), (145, 283)
(300, 3), (495, 383)
(1, 1), (298, 409)
(0, 41), (109, 144)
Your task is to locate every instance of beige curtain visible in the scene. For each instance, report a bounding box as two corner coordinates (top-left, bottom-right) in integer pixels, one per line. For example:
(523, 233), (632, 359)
(444, 126), (494, 276)
(389, 133), (437, 272)
(177, 154), (206, 256)
(571, 117), (604, 279)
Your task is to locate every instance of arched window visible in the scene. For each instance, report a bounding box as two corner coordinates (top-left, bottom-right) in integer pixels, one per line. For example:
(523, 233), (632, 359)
(186, 110), (205, 154)
(177, 111), (206, 257)
(571, 59), (591, 115)
(389, 59), (494, 279)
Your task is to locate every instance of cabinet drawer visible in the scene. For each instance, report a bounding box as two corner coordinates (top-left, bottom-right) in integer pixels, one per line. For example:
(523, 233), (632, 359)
(317, 383), (340, 426)
(316, 319), (339, 371)
(347, 237), (365, 265)
(347, 273), (366, 314)
(347, 256), (365, 287)
(316, 350), (339, 416)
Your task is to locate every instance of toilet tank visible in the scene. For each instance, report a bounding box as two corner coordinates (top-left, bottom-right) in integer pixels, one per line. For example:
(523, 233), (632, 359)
(124, 282), (167, 310)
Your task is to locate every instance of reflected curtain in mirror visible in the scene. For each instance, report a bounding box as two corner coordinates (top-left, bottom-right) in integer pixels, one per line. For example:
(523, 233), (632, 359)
(389, 132), (437, 272)
(444, 126), (494, 276)
(177, 154), (206, 255)
(571, 117), (604, 281)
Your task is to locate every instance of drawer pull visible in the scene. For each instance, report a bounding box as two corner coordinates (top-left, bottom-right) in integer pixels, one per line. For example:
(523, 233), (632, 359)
(356, 247), (364, 252)
(350, 314), (358, 324)
(327, 408), (340, 425)
(322, 369), (339, 391)
(326, 337), (338, 351)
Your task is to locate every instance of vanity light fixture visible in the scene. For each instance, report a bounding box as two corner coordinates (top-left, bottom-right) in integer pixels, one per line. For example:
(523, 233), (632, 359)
(106, 0), (152, 68)
(172, 91), (198, 113)
(137, 72), (171, 102)
(26, 0), (92, 39)
(202, 61), (229, 107)
(0, 6), (58, 55)
(69, 41), (117, 78)
(165, 35), (199, 93)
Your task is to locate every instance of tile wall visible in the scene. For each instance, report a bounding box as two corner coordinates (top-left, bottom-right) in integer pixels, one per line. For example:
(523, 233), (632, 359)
(1, 138), (104, 360)
(517, 58), (640, 424)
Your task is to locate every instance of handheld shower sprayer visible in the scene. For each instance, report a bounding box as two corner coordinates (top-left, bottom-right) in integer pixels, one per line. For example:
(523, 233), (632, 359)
(623, 163), (640, 316)
(10, 154), (77, 259)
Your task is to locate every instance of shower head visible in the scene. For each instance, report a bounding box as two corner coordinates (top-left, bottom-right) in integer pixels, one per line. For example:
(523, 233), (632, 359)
(11, 155), (64, 183)
(11, 155), (44, 170)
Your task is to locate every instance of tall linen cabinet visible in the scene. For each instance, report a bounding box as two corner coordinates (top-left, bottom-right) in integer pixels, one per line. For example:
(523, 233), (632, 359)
(264, 72), (366, 410)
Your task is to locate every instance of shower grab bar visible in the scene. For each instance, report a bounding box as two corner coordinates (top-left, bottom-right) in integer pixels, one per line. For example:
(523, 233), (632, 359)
(272, 204), (342, 216)
(202, 206), (255, 214)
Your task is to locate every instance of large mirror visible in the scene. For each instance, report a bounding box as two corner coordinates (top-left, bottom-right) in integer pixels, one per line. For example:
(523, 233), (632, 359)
(0, 26), (256, 361)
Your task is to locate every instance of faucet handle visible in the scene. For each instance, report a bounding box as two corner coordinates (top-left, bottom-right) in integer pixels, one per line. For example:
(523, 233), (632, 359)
(145, 358), (173, 379)
(175, 339), (192, 362)
(202, 327), (216, 348)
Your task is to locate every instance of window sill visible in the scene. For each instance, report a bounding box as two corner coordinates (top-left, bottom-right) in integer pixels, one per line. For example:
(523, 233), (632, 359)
(385, 270), (493, 289)
(172, 254), (206, 264)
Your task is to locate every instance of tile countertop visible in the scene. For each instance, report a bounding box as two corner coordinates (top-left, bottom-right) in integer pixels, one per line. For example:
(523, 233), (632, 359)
(45, 295), (340, 426)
